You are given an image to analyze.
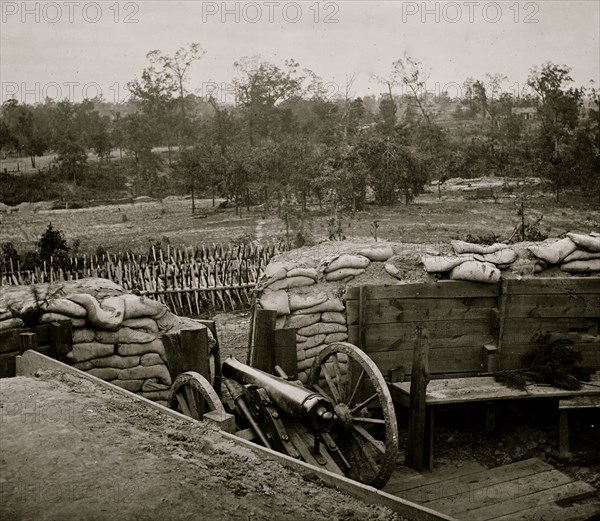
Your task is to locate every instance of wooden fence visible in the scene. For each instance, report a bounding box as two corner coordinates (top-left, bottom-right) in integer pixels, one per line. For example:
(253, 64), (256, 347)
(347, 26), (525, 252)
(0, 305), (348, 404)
(0, 241), (289, 315)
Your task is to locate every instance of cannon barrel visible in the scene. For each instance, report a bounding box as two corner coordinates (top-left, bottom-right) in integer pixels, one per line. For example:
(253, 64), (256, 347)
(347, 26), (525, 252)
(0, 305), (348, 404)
(222, 357), (334, 431)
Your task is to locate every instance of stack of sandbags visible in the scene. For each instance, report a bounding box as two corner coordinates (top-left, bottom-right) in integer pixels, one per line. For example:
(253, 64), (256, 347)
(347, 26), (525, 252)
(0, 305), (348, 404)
(257, 244), (396, 384)
(0, 278), (214, 406)
(559, 233), (600, 273)
(421, 241), (516, 283)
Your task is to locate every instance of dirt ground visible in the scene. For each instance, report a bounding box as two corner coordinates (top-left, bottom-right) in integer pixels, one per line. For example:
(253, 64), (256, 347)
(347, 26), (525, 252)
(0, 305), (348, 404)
(2, 186), (599, 255)
(0, 372), (404, 521)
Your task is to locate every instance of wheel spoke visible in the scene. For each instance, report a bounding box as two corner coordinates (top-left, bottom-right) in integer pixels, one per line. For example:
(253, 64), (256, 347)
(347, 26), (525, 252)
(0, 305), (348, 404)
(351, 431), (379, 477)
(349, 436), (364, 484)
(321, 363), (341, 404)
(348, 368), (365, 407)
(350, 393), (379, 415)
(352, 417), (385, 425)
(314, 384), (334, 403)
(352, 425), (386, 455)
(185, 385), (199, 420)
(330, 353), (345, 401)
(176, 392), (191, 417)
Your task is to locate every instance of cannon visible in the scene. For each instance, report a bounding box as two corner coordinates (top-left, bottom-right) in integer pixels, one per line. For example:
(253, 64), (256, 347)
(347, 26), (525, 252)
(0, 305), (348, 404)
(168, 342), (398, 489)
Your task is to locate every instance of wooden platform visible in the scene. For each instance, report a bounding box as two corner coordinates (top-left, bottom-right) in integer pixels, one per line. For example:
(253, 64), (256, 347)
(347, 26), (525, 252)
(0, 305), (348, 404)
(384, 458), (600, 521)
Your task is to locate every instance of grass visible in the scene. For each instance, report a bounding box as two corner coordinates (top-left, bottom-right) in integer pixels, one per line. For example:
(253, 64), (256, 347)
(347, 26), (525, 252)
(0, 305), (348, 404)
(1, 189), (599, 256)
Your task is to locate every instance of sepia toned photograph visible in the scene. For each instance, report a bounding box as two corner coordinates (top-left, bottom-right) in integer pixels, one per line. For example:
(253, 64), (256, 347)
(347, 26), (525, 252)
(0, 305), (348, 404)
(1, 1), (599, 519)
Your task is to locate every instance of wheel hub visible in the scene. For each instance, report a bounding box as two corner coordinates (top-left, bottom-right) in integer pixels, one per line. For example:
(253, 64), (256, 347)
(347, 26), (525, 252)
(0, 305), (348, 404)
(334, 403), (353, 430)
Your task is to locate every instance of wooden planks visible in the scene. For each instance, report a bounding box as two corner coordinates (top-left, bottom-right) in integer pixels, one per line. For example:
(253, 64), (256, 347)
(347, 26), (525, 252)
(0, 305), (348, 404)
(388, 457), (599, 521)
(505, 294), (600, 319)
(348, 321), (493, 352)
(345, 281), (500, 300)
(505, 277), (600, 295)
(501, 318), (599, 345)
(347, 297), (496, 325)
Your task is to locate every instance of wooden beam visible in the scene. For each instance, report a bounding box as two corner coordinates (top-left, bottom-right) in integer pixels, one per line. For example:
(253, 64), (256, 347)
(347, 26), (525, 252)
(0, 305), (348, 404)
(163, 328), (209, 381)
(505, 277), (600, 295)
(248, 309), (277, 372)
(406, 327), (430, 472)
(19, 332), (37, 354)
(273, 328), (298, 379)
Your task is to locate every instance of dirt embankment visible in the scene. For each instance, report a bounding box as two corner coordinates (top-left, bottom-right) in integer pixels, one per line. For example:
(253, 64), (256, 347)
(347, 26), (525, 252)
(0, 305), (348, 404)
(0, 372), (404, 521)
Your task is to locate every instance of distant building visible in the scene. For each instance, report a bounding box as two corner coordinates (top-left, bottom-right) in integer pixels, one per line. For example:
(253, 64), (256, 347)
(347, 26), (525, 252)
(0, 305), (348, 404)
(511, 107), (537, 120)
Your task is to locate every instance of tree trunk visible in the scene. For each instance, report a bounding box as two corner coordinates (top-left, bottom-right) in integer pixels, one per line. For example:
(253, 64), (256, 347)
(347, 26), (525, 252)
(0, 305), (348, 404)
(30, 155), (36, 168)
(191, 179), (195, 214)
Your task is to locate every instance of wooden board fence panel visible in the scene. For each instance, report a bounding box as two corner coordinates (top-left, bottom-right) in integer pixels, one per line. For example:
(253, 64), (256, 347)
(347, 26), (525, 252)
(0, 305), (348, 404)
(505, 294), (600, 319)
(345, 282), (500, 300)
(347, 298), (496, 325)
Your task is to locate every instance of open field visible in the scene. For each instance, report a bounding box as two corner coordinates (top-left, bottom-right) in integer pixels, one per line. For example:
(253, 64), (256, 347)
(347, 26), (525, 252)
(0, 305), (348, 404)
(1, 188), (599, 255)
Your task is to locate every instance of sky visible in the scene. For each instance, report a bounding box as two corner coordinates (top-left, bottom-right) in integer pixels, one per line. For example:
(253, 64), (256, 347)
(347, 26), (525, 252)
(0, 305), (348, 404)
(1, 0), (599, 105)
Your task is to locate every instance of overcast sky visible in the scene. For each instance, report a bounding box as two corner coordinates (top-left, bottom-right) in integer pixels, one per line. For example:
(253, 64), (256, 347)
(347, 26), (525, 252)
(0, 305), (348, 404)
(1, 0), (599, 104)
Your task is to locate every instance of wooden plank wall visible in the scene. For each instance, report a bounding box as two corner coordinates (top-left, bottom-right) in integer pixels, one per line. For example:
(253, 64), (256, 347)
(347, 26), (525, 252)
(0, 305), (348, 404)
(346, 278), (600, 379)
(346, 281), (500, 379)
(0, 322), (72, 378)
(499, 278), (600, 370)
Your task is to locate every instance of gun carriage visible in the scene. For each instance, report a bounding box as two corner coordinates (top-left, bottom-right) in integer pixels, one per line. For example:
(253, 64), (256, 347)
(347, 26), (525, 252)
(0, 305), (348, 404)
(168, 341), (399, 489)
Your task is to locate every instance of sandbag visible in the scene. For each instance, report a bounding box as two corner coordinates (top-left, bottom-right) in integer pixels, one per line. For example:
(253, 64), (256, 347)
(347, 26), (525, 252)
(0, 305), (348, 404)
(421, 255), (471, 273)
(67, 342), (115, 363)
(297, 334), (326, 350)
(122, 294), (166, 320)
(140, 353), (164, 367)
(566, 232), (600, 253)
(298, 322), (347, 337)
(118, 338), (166, 358)
(72, 361), (93, 371)
(284, 313), (322, 330)
(288, 293), (327, 312)
(560, 259), (600, 273)
(121, 317), (159, 334)
(286, 267), (318, 280)
(140, 390), (171, 401)
(119, 364), (172, 386)
(0, 311), (12, 321)
(0, 318), (25, 330)
(68, 294), (123, 331)
(294, 299), (345, 315)
(118, 327), (156, 344)
(142, 378), (171, 392)
(478, 248), (516, 266)
(385, 264), (401, 278)
(297, 372), (308, 384)
(449, 261), (501, 284)
(297, 347), (307, 362)
(275, 316), (286, 329)
(268, 276), (315, 291)
(39, 313), (85, 327)
(111, 379), (144, 393)
(325, 255), (370, 273)
(325, 332), (348, 343)
(40, 298), (87, 318)
(259, 290), (290, 316)
(264, 262), (289, 281)
(321, 312), (346, 325)
(72, 328), (95, 344)
(451, 241), (509, 255)
(325, 268), (366, 282)
(528, 238), (577, 265)
(357, 245), (394, 262)
(305, 344), (327, 360)
(563, 250), (600, 263)
(298, 357), (317, 372)
(87, 367), (120, 380)
(91, 355), (140, 369)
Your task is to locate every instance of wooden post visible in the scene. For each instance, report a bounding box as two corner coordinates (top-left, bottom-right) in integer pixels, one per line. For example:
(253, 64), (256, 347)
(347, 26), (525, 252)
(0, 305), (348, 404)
(248, 309), (277, 372)
(358, 286), (367, 351)
(19, 332), (37, 355)
(406, 326), (430, 472)
(163, 328), (209, 382)
(50, 321), (72, 362)
(558, 409), (570, 459)
(496, 279), (509, 356)
(483, 344), (499, 373)
(273, 328), (298, 379)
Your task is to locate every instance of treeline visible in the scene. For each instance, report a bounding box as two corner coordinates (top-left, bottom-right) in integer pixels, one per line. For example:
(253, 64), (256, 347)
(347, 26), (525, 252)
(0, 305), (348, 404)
(1, 44), (599, 208)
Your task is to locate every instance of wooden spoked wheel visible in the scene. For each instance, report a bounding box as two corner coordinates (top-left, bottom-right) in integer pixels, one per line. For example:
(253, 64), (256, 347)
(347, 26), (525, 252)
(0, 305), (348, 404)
(308, 342), (399, 489)
(168, 371), (225, 421)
